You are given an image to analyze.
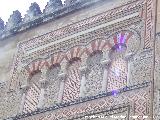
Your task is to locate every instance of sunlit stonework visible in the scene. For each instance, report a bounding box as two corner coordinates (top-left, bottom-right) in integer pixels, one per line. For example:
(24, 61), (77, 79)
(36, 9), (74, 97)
(0, 0), (159, 119)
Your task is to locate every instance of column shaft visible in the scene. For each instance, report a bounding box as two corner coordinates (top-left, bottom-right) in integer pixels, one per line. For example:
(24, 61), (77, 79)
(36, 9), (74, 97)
(19, 93), (26, 113)
(102, 68), (108, 92)
(38, 88), (45, 108)
(57, 73), (66, 103)
(79, 75), (86, 97)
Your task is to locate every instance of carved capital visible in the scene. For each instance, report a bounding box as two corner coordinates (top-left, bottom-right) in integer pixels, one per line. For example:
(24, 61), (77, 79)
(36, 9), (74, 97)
(101, 59), (111, 69)
(124, 52), (134, 61)
(41, 65), (48, 74)
(39, 80), (48, 88)
(79, 66), (88, 75)
(20, 85), (29, 94)
(40, 65), (48, 82)
(58, 72), (66, 82)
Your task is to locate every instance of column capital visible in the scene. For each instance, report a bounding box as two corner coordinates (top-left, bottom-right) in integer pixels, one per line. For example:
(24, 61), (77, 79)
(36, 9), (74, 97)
(20, 85), (29, 93)
(41, 65), (48, 74)
(40, 65), (49, 83)
(79, 66), (88, 75)
(58, 72), (66, 82)
(124, 52), (134, 61)
(39, 80), (48, 88)
(101, 59), (111, 69)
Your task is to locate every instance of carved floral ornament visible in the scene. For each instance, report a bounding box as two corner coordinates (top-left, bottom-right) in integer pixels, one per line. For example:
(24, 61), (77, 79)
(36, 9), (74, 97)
(20, 29), (140, 86)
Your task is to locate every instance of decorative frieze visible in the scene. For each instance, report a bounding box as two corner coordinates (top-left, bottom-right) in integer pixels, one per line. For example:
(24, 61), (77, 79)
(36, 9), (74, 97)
(22, 17), (142, 62)
(21, 3), (143, 52)
(9, 82), (151, 120)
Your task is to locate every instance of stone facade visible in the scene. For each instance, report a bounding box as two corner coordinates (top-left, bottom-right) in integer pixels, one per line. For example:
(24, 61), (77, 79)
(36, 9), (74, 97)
(0, 0), (159, 119)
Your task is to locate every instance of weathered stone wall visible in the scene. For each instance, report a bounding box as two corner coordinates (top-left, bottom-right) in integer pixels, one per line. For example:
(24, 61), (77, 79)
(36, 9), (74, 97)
(154, 0), (160, 119)
(0, 0), (136, 119)
(156, 0), (160, 32)
(0, 0), (133, 90)
(0, 0), (157, 119)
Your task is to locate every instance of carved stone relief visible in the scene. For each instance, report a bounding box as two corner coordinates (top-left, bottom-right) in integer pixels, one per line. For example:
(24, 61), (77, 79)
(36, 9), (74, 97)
(154, 33), (160, 120)
(85, 51), (103, 96)
(18, 83), (151, 120)
(131, 49), (153, 84)
(107, 51), (127, 92)
(23, 72), (41, 113)
(45, 65), (61, 107)
(62, 60), (81, 102)
(4, 0), (156, 119)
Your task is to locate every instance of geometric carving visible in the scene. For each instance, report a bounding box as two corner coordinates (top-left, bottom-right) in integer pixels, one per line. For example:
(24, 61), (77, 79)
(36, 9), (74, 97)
(61, 47), (84, 102)
(10, 0), (144, 91)
(74, 105), (130, 120)
(107, 52), (128, 92)
(144, 0), (154, 49)
(109, 30), (140, 56)
(6, 0), (156, 119)
(15, 83), (151, 120)
(85, 51), (103, 96)
(62, 60), (81, 103)
(22, 72), (41, 113)
(106, 30), (141, 90)
(131, 49), (153, 84)
(45, 65), (61, 107)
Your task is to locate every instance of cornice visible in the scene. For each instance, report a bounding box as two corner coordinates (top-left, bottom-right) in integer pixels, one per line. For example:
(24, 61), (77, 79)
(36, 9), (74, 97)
(0, 0), (139, 41)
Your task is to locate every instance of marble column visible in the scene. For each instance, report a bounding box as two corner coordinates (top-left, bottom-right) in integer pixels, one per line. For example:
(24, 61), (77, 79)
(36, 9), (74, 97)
(38, 80), (48, 108)
(79, 66), (87, 97)
(19, 85), (29, 113)
(125, 53), (134, 86)
(57, 72), (66, 103)
(101, 60), (111, 92)
(38, 66), (48, 108)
